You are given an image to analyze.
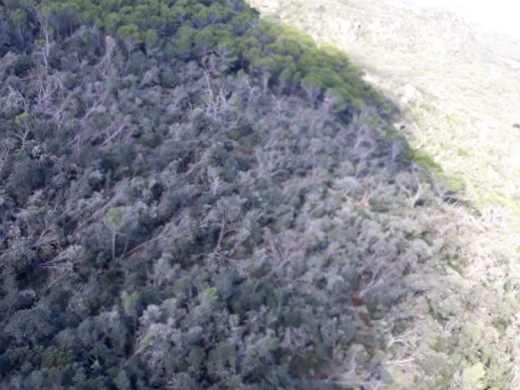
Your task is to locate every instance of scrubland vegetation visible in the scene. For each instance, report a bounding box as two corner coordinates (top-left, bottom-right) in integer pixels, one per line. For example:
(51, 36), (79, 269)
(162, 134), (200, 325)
(1, 0), (520, 389)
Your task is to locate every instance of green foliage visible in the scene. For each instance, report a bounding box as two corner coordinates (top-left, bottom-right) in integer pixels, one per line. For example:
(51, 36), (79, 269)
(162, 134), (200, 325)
(2, 0), (385, 115)
(14, 111), (29, 125)
(123, 291), (141, 314)
(413, 148), (467, 193)
(202, 286), (218, 303)
(41, 347), (73, 370)
(9, 8), (27, 27)
(117, 23), (142, 43)
(413, 148), (441, 171)
(103, 207), (124, 227)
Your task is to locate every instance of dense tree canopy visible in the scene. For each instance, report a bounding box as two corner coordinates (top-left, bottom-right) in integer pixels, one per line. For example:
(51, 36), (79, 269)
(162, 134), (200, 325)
(0, 0), (511, 389)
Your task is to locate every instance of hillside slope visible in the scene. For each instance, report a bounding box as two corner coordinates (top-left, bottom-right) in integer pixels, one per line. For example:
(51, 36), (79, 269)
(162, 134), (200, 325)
(0, 0), (466, 389)
(246, 0), (520, 388)
(250, 0), (520, 217)
(2, 0), (519, 389)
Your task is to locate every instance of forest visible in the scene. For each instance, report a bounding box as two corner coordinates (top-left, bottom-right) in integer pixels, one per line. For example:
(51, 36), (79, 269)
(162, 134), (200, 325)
(0, 0), (516, 389)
